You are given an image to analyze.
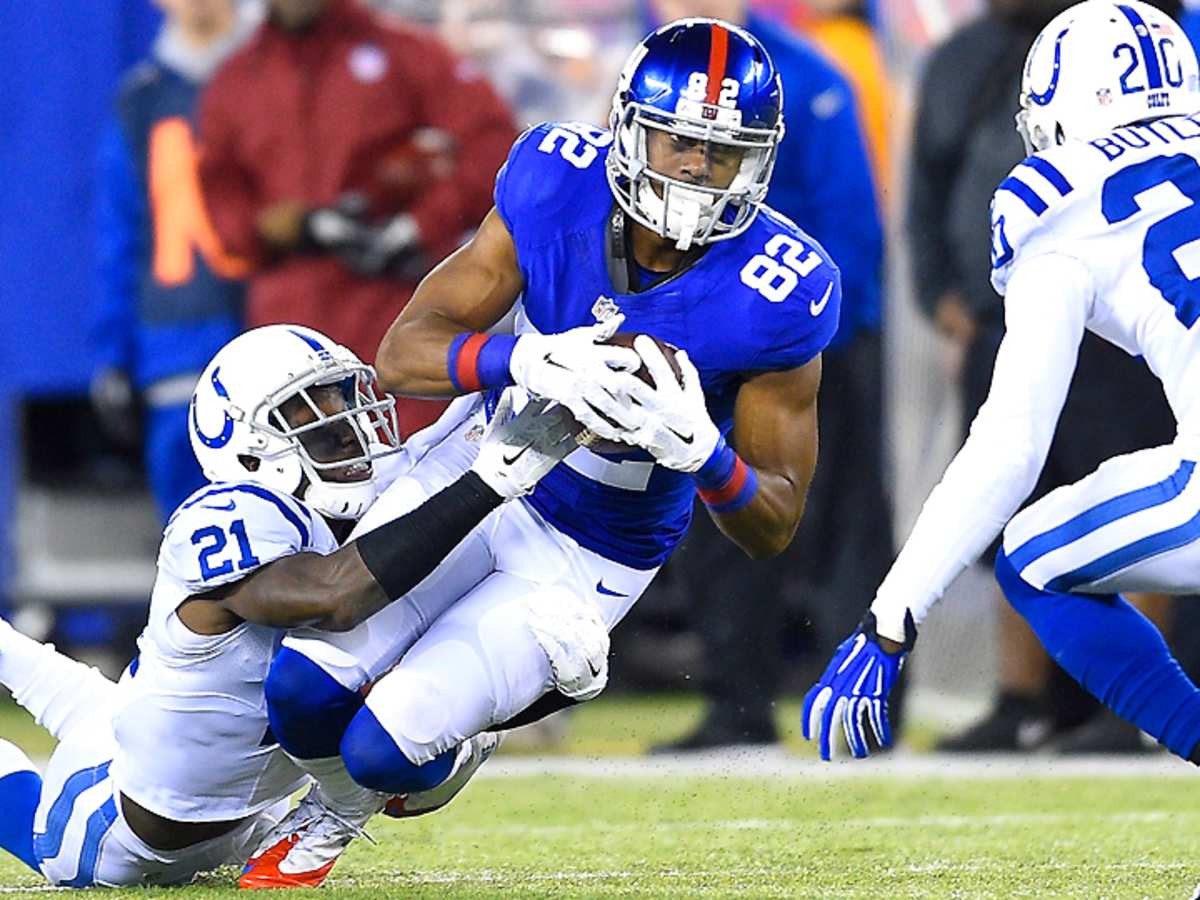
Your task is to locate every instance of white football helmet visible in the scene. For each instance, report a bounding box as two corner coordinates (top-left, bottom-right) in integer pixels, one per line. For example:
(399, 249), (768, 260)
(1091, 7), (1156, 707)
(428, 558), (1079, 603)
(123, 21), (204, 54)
(188, 324), (399, 520)
(1017, 0), (1200, 154)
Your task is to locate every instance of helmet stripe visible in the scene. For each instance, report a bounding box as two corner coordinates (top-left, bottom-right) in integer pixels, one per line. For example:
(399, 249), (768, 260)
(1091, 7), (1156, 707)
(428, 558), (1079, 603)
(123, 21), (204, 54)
(704, 23), (729, 104)
(1116, 4), (1164, 89)
(289, 328), (326, 353)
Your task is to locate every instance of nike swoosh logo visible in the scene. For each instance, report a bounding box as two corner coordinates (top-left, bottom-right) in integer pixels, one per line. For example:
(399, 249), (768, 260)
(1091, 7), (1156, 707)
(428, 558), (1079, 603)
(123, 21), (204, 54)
(596, 580), (626, 597)
(200, 500), (237, 511)
(542, 353), (571, 370)
(810, 281), (833, 317)
(666, 426), (694, 445)
(502, 444), (531, 466)
(588, 660), (602, 678)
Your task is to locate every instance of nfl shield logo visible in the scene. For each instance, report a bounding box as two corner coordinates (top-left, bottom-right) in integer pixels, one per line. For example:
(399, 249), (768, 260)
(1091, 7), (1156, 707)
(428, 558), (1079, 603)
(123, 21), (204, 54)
(1097, 88), (1113, 105)
(591, 295), (621, 323)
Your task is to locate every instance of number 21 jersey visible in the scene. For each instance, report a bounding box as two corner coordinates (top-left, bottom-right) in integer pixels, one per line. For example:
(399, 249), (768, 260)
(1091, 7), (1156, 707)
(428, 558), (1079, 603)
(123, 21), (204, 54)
(109, 483), (336, 823)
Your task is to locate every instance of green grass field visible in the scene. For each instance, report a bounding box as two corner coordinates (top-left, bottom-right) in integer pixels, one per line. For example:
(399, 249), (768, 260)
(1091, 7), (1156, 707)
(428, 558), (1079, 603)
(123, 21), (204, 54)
(1, 696), (1197, 898)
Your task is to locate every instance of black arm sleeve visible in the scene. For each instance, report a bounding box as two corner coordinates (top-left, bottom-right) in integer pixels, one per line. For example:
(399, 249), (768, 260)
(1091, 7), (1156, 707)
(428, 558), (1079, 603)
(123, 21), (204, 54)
(354, 470), (502, 600)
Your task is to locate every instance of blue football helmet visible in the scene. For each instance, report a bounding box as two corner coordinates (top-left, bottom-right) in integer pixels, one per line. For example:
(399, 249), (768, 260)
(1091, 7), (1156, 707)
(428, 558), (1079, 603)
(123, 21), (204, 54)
(608, 17), (785, 250)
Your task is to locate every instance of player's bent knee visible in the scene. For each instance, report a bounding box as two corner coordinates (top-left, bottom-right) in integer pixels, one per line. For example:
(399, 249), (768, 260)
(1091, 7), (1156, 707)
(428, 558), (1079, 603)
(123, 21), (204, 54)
(340, 707), (454, 794)
(265, 648), (363, 760)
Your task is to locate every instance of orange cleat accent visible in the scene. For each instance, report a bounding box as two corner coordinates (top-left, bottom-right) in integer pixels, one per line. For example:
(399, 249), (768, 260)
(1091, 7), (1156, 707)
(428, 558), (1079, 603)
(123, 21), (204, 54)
(239, 833), (338, 890)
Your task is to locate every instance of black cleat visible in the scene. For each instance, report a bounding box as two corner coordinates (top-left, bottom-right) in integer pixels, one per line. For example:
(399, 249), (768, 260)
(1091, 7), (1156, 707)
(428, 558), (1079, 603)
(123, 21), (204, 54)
(936, 694), (1052, 753)
(1043, 709), (1156, 755)
(649, 715), (778, 754)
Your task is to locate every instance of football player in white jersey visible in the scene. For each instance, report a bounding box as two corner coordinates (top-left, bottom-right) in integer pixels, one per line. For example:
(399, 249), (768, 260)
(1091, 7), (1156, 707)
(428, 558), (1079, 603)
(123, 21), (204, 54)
(0, 323), (589, 887)
(803, 0), (1200, 764)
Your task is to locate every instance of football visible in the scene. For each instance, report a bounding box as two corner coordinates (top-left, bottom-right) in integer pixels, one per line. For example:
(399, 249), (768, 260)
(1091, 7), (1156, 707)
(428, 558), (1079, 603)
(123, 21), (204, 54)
(603, 332), (684, 389)
(578, 332), (684, 455)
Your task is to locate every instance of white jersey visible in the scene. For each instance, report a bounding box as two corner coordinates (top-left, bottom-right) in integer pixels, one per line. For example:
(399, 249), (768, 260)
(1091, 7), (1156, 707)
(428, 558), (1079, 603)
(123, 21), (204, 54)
(990, 113), (1200, 432)
(105, 397), (478, 822)
(871, 113), (1200, 642)
(109, 482), (336, 822)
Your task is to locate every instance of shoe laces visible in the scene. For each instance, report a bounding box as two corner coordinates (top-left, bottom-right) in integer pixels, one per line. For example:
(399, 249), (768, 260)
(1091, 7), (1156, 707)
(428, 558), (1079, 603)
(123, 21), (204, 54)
(308, 805), (378, 848)
(282, 790), (378, 849)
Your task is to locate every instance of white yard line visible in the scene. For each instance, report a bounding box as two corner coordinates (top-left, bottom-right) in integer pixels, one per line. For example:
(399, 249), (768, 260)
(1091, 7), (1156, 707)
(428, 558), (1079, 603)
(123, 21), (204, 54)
(479, 750), (1197, 780)
(415, 808), (1190, 841)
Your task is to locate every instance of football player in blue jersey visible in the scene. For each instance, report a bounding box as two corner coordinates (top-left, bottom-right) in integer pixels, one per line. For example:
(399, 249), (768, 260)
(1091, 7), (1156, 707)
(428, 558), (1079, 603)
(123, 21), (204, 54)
(248, 17), (845, 885)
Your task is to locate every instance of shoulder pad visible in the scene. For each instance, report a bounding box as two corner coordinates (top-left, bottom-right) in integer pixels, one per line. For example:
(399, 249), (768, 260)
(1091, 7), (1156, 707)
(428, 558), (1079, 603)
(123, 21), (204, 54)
(735, 209), (841, 370)
(494, 121), (613, 240)
(990, 151), (1078, 295)
(159, 483), (316, 593)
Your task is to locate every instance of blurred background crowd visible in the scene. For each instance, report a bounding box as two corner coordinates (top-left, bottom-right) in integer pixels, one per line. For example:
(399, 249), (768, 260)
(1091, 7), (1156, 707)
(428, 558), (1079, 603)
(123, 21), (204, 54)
(6, 0), (1200, 757)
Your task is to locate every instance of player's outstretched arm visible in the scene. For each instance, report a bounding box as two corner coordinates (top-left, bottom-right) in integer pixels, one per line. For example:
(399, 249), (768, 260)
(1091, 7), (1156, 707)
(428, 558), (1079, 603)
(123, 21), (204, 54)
(179, 398), (581, 635)
(802, 253), (1091, 760)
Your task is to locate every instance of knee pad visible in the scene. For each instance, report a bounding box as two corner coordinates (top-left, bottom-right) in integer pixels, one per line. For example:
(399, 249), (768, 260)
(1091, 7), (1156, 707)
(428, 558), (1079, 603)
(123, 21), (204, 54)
(265, 648), (363, 760)
(340, 707), (454, 795)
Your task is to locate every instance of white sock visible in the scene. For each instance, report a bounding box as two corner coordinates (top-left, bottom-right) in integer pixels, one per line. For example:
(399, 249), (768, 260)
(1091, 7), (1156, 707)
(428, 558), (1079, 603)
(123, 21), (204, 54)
(289, 754), (384, 825)
(0, 621), (118, 741)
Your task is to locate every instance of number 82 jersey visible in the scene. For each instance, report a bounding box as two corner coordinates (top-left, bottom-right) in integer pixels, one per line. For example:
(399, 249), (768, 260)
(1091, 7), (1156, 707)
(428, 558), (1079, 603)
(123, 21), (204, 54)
(495, 121), (841, 569)
(989, 114), (1200, 434)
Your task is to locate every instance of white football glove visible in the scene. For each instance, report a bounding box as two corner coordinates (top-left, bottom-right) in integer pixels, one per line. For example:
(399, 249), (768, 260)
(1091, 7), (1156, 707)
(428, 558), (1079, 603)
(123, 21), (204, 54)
(527, 590), (610, 702)
(470, 392), (583, 499)
(508, 315), (646, 443)
(620, 336), (720, 472)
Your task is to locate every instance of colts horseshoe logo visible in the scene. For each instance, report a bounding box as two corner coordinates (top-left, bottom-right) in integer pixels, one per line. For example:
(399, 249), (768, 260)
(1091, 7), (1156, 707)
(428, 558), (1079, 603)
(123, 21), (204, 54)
(1027, 28), (1070, 106)
(191, 367), (234, 449)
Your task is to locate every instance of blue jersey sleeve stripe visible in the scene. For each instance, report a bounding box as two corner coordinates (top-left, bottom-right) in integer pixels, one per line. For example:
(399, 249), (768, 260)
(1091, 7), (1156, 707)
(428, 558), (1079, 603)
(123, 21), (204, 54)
(182, 484), (311, 547)
(1020, 157), (1073, 196)
(61, 796), (118, 888)
(1117, 4), (1165, 89)
(1008, 460), (1195, 571)
(32, 761), (111, 865)
(997, 176), (1049, 216)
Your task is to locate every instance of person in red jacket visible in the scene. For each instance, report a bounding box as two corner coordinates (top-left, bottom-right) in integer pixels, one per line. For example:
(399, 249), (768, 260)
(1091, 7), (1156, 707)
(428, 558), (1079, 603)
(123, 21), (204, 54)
(198, 0), (516, 436)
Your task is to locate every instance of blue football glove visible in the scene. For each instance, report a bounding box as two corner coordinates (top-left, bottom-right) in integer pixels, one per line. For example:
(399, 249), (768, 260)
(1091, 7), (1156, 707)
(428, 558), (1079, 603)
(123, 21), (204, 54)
(801, 610), (916, 761)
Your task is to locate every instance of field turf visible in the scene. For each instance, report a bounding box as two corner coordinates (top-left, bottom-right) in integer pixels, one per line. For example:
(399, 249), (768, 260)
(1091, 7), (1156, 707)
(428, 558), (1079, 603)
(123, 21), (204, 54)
(1, 696), (1197, 898)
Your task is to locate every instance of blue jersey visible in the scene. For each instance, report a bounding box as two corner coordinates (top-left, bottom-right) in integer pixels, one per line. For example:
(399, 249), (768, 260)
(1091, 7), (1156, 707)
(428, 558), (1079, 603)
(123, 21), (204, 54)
(496, 121), (841, 568)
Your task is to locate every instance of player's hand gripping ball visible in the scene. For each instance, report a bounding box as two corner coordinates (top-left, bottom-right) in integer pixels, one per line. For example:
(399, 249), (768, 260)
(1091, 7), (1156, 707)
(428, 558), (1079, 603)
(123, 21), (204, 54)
(577, 332), (684, 455)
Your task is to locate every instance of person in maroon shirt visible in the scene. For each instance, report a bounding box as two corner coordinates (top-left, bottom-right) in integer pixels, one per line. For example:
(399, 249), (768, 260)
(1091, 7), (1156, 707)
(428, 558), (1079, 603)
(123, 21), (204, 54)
(198, 0), (516, 436)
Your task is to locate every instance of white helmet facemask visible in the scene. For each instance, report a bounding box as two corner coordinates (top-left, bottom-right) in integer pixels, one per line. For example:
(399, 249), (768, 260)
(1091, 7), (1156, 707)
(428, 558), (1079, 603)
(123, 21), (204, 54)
(189, 325), (400, 520)
(255, 370), (396, 520)
(1016, 0), (1200, 155)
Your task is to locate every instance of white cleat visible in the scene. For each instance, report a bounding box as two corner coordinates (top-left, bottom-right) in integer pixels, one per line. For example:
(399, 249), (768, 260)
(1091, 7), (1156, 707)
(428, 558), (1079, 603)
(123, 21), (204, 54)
(239, 785), (376, 890)
(383, 731), (503, 819)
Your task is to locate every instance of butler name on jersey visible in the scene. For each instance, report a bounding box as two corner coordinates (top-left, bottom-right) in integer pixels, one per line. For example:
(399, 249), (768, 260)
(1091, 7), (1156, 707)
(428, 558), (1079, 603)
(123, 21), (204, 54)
(494, 117), (840, 568)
